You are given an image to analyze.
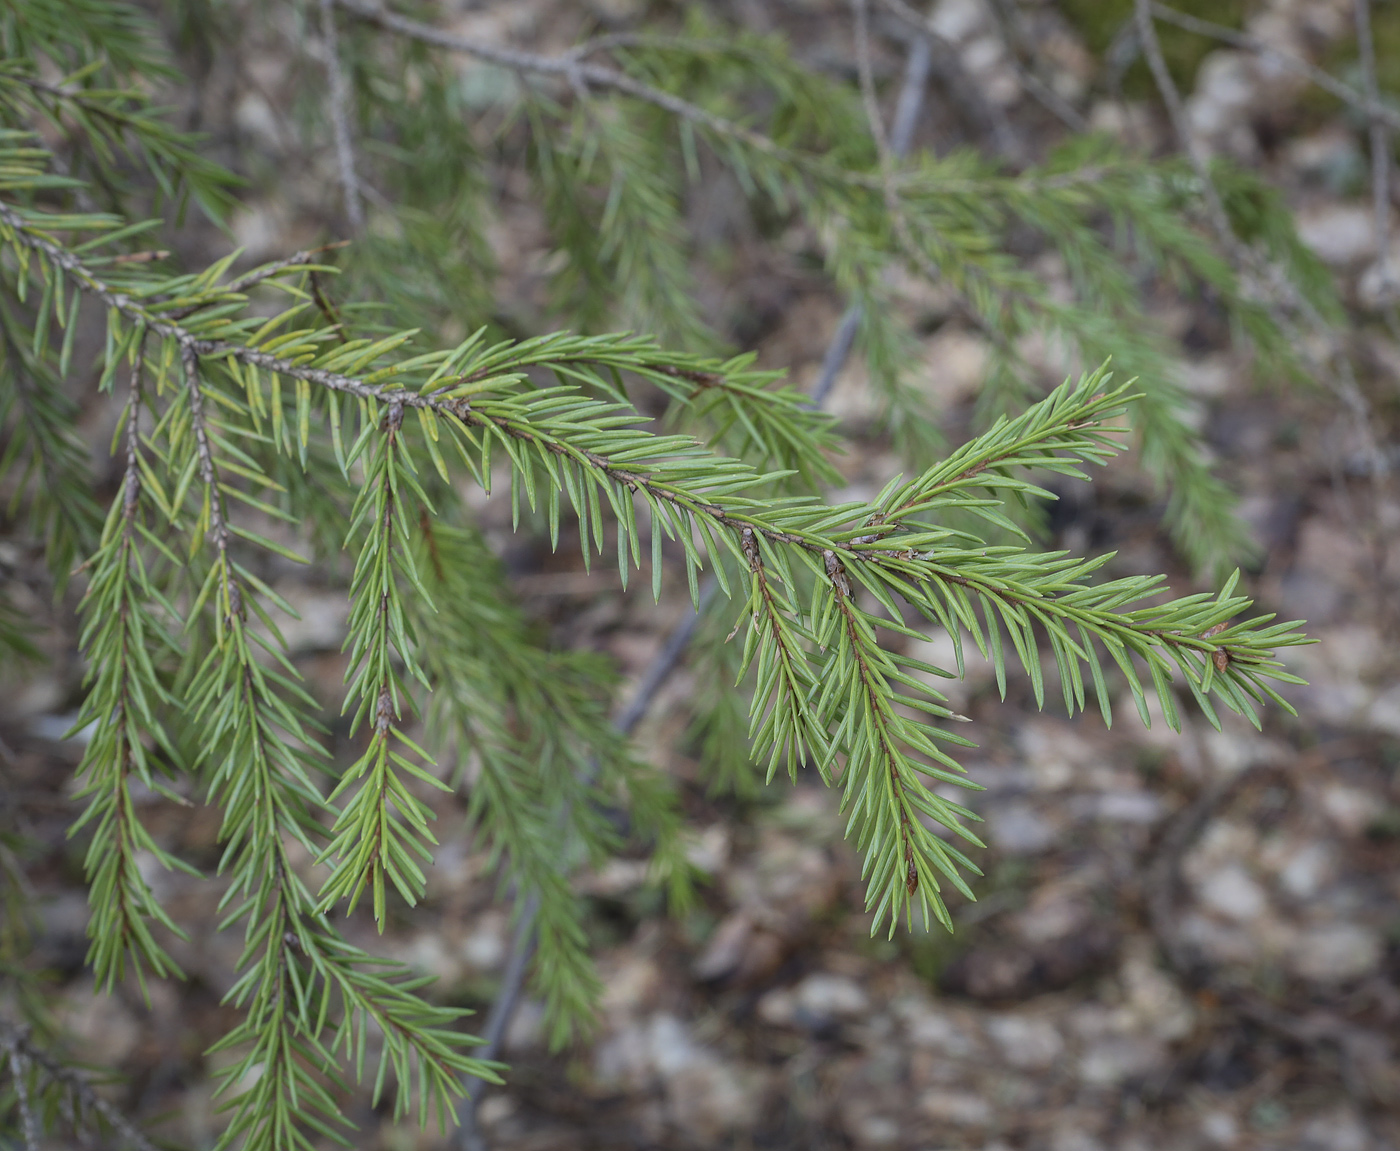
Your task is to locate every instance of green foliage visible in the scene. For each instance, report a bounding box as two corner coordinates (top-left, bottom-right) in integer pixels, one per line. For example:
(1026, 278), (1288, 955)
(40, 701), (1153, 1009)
(0, 2), (1331, 1149)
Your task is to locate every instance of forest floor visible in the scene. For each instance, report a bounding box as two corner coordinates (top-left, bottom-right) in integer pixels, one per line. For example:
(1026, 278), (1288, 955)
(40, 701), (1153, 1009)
(3, 1), (1400, 1149)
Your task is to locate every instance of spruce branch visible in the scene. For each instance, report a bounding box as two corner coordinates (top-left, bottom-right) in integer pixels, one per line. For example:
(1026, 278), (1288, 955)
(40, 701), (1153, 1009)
(68, 343), (192, 994)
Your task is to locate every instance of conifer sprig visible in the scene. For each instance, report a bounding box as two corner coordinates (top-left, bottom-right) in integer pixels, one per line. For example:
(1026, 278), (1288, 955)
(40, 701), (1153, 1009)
(0, 189), (1306, 936)
(0, 4), (1335, 1144)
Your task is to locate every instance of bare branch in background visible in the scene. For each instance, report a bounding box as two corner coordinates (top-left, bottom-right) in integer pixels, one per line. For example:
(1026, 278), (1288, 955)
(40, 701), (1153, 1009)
(1354, 0), (1396, 307)
(1151, 2), (1400, 133)
(1132, 0), (1241, 258)
(320, 0), (365, 234)
(0, 1020), (161, 1151)
(875, 0), (1023, 157)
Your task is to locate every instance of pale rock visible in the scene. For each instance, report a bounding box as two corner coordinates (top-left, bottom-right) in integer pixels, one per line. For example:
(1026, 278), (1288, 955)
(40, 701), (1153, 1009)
(59, 986), (141, 1065)
(2, 675), (63, 722)
(1017, 719), (1105, 790)
(1087, 101), (1157, 147)
(461, 912), (508, 971)
(28, 711), (91, 744)
(1367, 684), (1400, 738)
(1088, 791), (1165, 825)
(1300, 1107), (1371, 1151)
(1016, 893), (1088, 945)
(1199, 864), (1269, 922)
(894, 997), (980, 1057)
(1050, 1128), (1106, 1151)
(917, 1088), (992, 1127)
(399, 932), (460, 985)
(503, 998), (545, 1053)
(929, 0), (986, 44)
(231, 203), (290, 263)
(1287, 625), (1384, 723)
(756, 988), (797, 1027)
(586, 0), (642, 20)
(1201, 725), (1281, 777)
(1320, 785), (1384, 837)
(691, 912), (755, 982)
(849, 1114), (900, 1146)
(1287, 128), (1363, 185)
(795, 973), (869, 1021)
(988, 802), (1058, 854)
(667, 1059), (759, 1143)
(962, 36), (1020, 106)
(1276, 841), (1336, 900)
(593, 1021), (652, 1089)
(578, 857), (650, 896)
(648, 1014), (700, 1076)
(1201, 1109), (1240, 1147)
(1289, 924), (1381, 983)
(1357, 245), (1400, 310)
(918, 328), (988, 412)
(268, 585), (347, 652)
(1187, 53), (1260, 156)
(1185, 820), (1260, 880)
(1178, 912), (1275, 966)
(602, 956), (661, 1016)
(1077, 1036), (1165, 1086)
(1294, 203), (1375, 266)
(1177, 355), (1236, 398)
(686, 824), (730, 875)
(984, 1013), (1064, 1070)
(642, 1015), (760, 1142)
(818, 356), (879, 424)
(478, 1094), (515, 1127)
(234, 92), (284, 150)
(1120, 941), (1195, 1041)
